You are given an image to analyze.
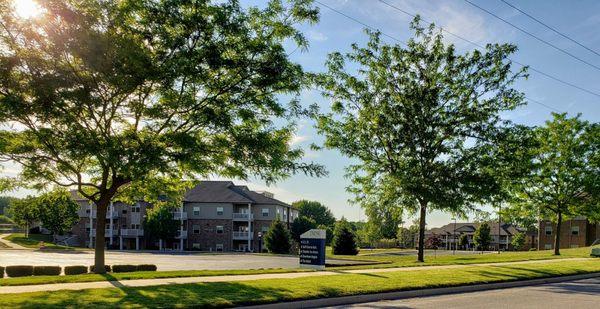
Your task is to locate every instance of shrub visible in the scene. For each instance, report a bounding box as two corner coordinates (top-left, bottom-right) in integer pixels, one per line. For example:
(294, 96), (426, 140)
(374, 238), (397, 249)
(5, 265), (34, 277)
(264, 218), (292, 254)
(33, 266), (61, 276)
(112, 265), (137, 273)
(0, 266), (4, 278)
(332, 218), (359, 255)
(89, 265), (111, 273)
(136, 264), (157, 272)
(64, 265), (88, 275)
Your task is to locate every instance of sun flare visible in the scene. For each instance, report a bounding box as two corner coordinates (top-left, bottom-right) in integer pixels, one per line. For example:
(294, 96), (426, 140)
(13, 0), (43, 19)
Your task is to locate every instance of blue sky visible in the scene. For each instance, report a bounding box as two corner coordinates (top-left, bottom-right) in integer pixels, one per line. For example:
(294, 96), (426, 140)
(226, 0), (600, 228)
(4, 0), (600, 228)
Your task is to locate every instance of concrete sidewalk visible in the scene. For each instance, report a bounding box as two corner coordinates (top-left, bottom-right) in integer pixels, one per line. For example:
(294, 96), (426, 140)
(0, 257), (593, 294)
(0, 234), (27, 249)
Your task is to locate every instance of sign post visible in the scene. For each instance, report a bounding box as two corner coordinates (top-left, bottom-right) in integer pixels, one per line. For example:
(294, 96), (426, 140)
(299, 229), (326, 270)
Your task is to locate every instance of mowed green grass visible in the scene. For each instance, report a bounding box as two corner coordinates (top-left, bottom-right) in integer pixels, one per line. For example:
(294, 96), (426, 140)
(4, 233), (77, 250)
(0, 268), (311, 287)
(328, 245), (599, 270)
(2, 259), (599, 308)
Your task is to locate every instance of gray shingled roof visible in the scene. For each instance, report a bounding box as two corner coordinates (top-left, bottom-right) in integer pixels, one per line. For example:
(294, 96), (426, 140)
(184, 181), (290, 207)
(426, 222), (522, 236)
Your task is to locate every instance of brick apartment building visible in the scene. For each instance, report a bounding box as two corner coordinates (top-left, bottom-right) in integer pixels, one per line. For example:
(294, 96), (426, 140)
(538, 216), (600, 250)
(70, 181), (298, 252)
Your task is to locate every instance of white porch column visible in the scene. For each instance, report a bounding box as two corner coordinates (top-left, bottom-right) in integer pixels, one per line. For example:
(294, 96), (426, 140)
(88, 204), (93, 248)
(247, 203), (252, 252)
(159, 239), (163, 251)
(119, 236), (123, 250)
(136, 237), (140, 251)
(109, 201), (114, 246)
(179, 205), (184, 251)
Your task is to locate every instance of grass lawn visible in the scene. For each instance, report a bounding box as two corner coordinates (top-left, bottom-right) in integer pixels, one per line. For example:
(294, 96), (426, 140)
(0, 241), (9, 249)
(327, 245), (599, 270)
(0, 268), (311, 287)
(0, 214), (13, 224)
(4, 233), (78, 250)
(2, 259), (599, 308)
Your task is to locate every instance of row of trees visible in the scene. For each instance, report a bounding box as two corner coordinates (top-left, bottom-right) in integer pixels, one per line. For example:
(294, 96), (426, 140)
(8, 190), (79, 240)
(313, 17), (600, 260)
(0, 0), (597, 272)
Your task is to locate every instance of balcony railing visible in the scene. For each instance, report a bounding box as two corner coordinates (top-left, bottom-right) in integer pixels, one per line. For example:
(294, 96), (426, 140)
(173, 212), (188, 220)
(90, 210), (119, 219)
(233, 231), (253, 240)
(176, 230), (188, 239)
(120, 229), (144, 237)
(90, 229), (116, 237)
(232, 213), (253, 221)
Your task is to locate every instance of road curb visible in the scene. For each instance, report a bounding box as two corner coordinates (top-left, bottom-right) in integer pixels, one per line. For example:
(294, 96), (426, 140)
(240, 272), (600, 309)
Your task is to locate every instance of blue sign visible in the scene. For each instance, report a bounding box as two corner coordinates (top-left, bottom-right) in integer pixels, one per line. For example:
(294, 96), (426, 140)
(299, 229), (326, 269)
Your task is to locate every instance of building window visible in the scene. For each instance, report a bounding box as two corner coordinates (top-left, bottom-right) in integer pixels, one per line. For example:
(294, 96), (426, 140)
(193, 225), (200, 234)
(262, 208), (269, 217)
(216, 226), (224, 234)
(85, 209), (90, 214)
(192, 243), (200, 249)
(130, 224), (140, 229)
(571, 226), (579, 235)
(193, 206), (200, 216)
(122, 224), (127, 229)
(122, 209), (127, 214)
(216, 244), (223, 251)
(545, 226), (552, 235)
(262, 226), (269, 233)
(216, 207), (224, 216)
(544, 244), (552, 250)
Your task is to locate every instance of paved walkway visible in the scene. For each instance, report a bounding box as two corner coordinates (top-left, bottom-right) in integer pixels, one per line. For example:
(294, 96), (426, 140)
(0, 258), (592, 294)
(0, 234), (27, 249)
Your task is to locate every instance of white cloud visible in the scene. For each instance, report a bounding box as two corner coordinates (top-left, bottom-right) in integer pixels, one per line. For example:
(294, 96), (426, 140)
(289, 134), (309, 146)
(308, 30), (328, 42)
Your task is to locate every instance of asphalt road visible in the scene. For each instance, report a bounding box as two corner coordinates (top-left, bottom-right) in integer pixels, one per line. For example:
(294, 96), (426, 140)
(0, 250), (305, 271)
(326, 277), (600, 309)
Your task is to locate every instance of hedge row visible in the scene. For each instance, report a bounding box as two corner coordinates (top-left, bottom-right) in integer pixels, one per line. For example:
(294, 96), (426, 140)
(0, 264), (157, 278)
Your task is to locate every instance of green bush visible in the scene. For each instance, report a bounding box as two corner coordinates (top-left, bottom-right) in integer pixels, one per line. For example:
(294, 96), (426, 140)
(373, 238), (397, 249)
(89, 265), (111, 273)
(0, 266), (4, 278)
(332, 218), (359, 255)
(264, 218), (292, 254)
(5, 265), (34, 277)
(64, 265), (88, 275)
(112, 265), (137, 273)
(136, 264), (157, 272)
(33, 266), (61, 276)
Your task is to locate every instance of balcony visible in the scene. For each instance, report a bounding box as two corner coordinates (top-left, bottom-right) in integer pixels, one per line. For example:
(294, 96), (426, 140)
(232, 231), (253, 240)
(90, 229), (116, 237)
(173, 212), (188, 220)
(90, 210), (119, 219)
(120, 229), (144, 237)
(232, 213), (254, 221)
(176, 230), (188, 239)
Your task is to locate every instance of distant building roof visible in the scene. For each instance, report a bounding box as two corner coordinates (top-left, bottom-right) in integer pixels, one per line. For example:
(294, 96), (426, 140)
(426, 222), (524, 237)
(184, 181), (291, 207)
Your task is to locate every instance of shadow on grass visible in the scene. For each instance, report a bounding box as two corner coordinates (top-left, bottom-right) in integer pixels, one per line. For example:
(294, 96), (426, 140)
(11, 281), (301, 308)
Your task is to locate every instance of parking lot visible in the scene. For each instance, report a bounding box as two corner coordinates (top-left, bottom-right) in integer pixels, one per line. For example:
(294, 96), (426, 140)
(0, 250), (306, 271)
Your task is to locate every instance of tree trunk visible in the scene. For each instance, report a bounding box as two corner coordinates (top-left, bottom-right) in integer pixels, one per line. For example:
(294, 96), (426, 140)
(417, 200), (427, 263)
(94, 198), (109, 274)
(554, 211), (562, 256)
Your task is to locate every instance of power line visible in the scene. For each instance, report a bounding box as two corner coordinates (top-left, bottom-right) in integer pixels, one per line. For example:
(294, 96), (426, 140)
(464, 0), (600, 73)
(499, 0), (600, 58)
(376, 0), (600, 100)
(314, 0), (565, 112)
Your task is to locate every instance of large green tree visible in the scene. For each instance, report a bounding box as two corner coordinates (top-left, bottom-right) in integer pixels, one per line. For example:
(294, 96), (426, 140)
(0, 0), (323, 272)
(313, 17), (526, 262)
(292, 200), (336, 227)
(473, 222), (492, 252)
(37, 190), (80, 241)
(144, 204), (179, 251)
(332, 218), (358, 255)
(7, 195), (39, 237)
(290, 216), (317, 241)
(264, 218), (292, 254)
(510, 113), (599, 255)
